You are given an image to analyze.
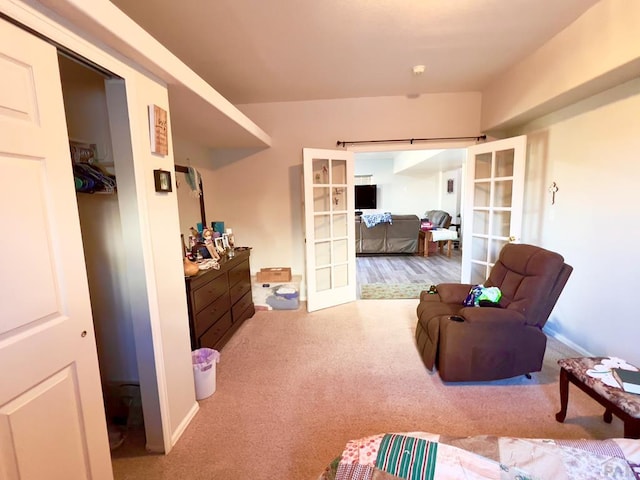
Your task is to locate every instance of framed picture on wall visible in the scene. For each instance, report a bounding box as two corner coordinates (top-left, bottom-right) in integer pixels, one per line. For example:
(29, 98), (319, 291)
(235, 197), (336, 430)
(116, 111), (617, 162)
(154, 169), (172, 192)
(447, 178), (454, 194)
(148, 104), (168, 155)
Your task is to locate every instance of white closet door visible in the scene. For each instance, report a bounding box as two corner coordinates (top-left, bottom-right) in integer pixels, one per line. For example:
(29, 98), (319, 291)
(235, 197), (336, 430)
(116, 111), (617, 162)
(0, 18), (113, 479)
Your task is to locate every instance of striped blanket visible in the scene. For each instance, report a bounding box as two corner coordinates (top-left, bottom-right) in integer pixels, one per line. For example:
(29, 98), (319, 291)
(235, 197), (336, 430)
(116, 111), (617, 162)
(318, 432), (640, 480)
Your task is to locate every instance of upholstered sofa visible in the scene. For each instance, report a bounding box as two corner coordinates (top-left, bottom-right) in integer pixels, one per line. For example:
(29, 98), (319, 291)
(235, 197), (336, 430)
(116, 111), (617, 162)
(355, 214), (420, 254)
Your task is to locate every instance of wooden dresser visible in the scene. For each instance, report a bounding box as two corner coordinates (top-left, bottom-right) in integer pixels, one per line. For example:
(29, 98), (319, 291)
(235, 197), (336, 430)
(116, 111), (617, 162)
(184, 249), (254, 351)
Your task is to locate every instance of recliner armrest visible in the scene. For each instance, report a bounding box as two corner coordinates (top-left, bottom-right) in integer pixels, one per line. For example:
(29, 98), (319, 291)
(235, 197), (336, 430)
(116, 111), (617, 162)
(458, 306), (526, 326)
(435, 283), (474, 303)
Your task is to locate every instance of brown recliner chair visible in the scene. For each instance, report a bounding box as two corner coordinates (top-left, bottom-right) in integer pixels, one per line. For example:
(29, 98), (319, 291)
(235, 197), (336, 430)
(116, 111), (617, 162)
(415, 243), (573, 382)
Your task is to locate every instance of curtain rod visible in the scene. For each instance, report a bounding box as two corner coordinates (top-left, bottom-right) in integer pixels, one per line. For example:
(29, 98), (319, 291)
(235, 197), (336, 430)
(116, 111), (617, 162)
(336, 135), (486, 148)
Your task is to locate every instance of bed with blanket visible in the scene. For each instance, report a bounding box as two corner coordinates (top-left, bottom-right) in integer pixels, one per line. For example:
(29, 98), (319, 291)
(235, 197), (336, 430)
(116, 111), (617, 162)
(318, 431), (640, 479)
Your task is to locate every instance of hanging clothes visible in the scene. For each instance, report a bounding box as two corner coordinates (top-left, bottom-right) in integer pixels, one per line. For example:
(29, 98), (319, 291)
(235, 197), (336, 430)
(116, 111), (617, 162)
(73, 162), (116, 193)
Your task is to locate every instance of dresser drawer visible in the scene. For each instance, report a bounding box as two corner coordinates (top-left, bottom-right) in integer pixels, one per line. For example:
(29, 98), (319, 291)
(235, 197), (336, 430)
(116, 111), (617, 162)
(198, 312), (232, 349)
(228, 259), (250, 287)
(194, 293), (230, 338)
(193, 275), (229, 313)
(232, 289), (253, 322)
(229, 279), (250, 305)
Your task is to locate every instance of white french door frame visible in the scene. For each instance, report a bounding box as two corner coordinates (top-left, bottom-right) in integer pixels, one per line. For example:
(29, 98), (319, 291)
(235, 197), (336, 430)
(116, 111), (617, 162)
(461, 135), (527, 284)
(302, 148), (356, 312)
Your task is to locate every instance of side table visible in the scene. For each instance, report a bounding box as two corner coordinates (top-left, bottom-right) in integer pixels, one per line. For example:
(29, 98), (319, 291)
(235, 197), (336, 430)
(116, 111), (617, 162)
(417, 230), (453, 258)
(556, 357), (640, 438)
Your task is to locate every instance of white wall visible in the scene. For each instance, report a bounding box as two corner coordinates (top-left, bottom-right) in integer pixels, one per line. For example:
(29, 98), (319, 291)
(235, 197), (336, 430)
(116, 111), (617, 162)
(515, 77), (640, 366)
(353, 150), (462, 224)
(479, 0), (640, 366)
(108, 74), (197, 451)
(439, 167), (462, 221)
(482, 0), (640, 131)
(354, 156), (439, 217)
(211, 93), (482, 277)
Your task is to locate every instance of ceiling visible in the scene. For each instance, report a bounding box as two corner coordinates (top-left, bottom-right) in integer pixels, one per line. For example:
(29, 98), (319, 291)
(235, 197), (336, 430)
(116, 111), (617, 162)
(109, 0), (599, 105)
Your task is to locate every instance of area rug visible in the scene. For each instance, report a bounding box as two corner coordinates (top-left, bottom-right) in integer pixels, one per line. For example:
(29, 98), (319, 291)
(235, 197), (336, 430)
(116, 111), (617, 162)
(359, 282), (433, 299)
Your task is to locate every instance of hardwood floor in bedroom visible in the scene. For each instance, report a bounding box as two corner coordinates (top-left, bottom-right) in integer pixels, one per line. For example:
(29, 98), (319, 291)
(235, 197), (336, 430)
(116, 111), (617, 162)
(356, 249), (461, 286)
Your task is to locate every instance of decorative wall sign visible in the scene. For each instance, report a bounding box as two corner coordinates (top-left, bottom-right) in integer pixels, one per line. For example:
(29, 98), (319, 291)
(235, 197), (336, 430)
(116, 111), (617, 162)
(154, 169), (172, 192)
(447, 178), (454, 194)
(548, 181), (559, 205)
(148, 104), (168, 155)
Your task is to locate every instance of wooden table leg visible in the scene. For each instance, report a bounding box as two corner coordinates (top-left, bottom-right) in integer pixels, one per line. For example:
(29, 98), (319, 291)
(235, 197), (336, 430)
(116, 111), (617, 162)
(446, 240), (452, 257)
(424, 231), (430, 257)
(624, 420), (640, 439)
(556, 359), (640, 439)
(555, 367), (569, 422)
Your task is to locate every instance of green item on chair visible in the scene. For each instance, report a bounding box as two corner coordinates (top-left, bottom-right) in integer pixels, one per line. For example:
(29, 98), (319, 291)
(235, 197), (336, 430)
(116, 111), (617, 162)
(477, 286), (501, 304)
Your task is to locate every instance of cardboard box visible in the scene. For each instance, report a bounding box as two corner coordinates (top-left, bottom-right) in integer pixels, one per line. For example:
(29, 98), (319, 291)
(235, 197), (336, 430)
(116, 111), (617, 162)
(256, 267), (292, 283)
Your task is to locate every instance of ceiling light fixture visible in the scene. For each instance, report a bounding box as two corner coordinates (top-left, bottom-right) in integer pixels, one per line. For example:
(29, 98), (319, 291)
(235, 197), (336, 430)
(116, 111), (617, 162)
(412, 64), (426, 75)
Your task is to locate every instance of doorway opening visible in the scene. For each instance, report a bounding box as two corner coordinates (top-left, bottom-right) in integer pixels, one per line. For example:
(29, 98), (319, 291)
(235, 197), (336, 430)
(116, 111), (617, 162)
(353, 148), (464, 298)
(58, 54), (146, 455)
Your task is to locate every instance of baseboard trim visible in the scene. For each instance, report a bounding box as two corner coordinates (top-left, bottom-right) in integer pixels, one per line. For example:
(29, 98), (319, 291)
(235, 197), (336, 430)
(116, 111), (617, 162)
(171, 401), (200, 448)
(545, 326), (594, 357)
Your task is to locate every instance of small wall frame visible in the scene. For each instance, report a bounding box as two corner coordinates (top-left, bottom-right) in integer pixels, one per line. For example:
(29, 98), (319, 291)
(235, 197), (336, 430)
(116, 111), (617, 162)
(154, 169), (172, 192)
(447, 178), (454, 194)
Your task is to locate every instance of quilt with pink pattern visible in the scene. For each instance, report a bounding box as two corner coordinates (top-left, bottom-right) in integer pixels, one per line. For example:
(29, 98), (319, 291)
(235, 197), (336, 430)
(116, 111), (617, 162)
(318, 432), (640, 480)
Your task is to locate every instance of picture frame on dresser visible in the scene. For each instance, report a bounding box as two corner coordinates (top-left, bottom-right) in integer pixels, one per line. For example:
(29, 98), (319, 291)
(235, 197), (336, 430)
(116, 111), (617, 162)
(222, 233), (231, 250)
(214, 236), (225, 254)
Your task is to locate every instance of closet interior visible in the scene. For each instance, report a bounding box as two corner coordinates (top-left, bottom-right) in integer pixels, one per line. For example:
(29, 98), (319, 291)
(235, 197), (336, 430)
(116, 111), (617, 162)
(58, 54), (145, 454)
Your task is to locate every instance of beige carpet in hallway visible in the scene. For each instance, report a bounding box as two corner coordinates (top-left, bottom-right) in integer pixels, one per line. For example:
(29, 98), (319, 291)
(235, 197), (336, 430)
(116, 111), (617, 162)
(112, 300), (624, 479)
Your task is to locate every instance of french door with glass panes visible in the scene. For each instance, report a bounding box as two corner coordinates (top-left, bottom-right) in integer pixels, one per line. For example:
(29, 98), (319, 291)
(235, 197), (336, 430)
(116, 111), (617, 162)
(461, 136), (526, 284)
(302, 148), (356, 312)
